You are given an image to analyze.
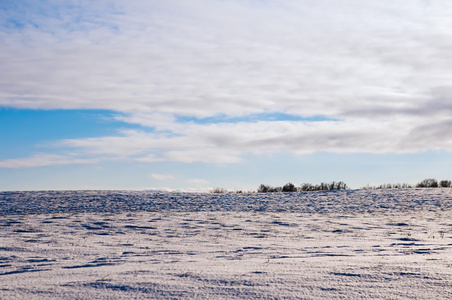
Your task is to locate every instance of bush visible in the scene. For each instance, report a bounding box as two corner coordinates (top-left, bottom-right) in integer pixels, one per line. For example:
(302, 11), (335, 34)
(440, 180), (451, 188)
(300, 181), (348, 191)
(212, 187), (227, 193)
(282, 183), (297, 192)
(416, 179), (438, 188)
(257, 184), (271, 193)
(257, 184), (282, 193)
(300, 183), (315, 191)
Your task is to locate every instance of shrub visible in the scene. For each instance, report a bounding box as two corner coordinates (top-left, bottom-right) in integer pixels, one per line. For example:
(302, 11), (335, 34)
(416, 179), (438, 188)
(440, 180), (451, 188)
(299, 181), (348, 191)
(282, 183), (297, 192)
(300, 183), (315, 191)
(257, 184), (272, 193)
(212, 187), (227, 193)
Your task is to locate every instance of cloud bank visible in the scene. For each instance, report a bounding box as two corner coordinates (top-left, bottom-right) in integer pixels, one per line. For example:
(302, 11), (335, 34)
(2, 0), (452, 167)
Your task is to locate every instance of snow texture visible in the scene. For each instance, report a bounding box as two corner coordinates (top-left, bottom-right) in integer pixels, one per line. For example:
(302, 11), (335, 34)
(1, 189), (452, 299)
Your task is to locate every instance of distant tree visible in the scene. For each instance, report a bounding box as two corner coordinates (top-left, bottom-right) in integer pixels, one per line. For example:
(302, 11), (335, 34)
(416, 179), (438, 188)
(300, 183), (315, 191)
(299, 181), (348, 192)
(329, 181), (337, 190)
(282, 182), (297, 192)
(363, 183), (412, 189)
(336, 181), (348, 190)
(272, 186), (283, 193)
(440, 180), (451, 188)
(257, 184), (271, 193)
(257, 184), (282, 193)
(318, 182), (328, 191)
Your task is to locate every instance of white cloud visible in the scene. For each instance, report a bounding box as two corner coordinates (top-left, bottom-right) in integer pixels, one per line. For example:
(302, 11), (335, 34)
(1, 114), (451, 169)
(37, 117), (445, 164)
(0, 154), (98, 168)
(2, 0), (452, 168)
(2, 0), (451, 119)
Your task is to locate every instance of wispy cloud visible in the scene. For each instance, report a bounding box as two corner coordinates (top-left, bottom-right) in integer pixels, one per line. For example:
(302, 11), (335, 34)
(0, 154), (99, 168)
(2, 114), (452, 168)
(150, 173), (175, 181)
(187, 179), (210, 185)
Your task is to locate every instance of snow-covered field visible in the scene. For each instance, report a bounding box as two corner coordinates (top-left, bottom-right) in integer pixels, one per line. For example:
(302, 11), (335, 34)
(2, 189), (452, 299)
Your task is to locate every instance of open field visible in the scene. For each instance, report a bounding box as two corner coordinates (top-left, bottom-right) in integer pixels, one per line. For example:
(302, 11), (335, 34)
(2, 189), (452, 299)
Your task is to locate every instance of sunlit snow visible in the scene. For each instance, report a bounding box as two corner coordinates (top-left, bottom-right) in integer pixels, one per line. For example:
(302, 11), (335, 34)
(1, 189), (452, 299)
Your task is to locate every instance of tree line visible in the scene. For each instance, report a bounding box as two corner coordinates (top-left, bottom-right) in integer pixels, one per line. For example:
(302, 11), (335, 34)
(211, 178), (452, 193)
(257, 181), (348, 193)
(363, 178), (451, 189)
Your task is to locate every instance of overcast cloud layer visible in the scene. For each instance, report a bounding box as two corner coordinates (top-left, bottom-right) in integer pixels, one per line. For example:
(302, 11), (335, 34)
(2, 0), (452, 168)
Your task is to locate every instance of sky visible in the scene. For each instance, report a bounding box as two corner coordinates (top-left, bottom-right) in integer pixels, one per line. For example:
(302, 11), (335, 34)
(2, 0), (452, 191)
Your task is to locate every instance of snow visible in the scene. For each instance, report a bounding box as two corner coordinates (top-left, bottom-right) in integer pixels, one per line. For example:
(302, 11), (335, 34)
(1, 189), (452, 299)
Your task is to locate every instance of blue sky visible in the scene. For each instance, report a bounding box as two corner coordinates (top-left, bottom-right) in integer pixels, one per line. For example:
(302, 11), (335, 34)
(2, 0), (452, 191)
